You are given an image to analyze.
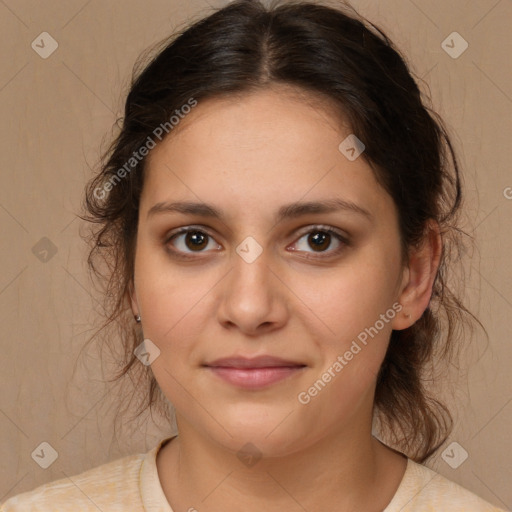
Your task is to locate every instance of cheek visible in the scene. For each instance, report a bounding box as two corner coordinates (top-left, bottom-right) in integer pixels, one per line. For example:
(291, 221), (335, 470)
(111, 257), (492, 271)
(291, 259), (398, 340)
(288, 253), (399, 390)
(134, 247), (216, 352)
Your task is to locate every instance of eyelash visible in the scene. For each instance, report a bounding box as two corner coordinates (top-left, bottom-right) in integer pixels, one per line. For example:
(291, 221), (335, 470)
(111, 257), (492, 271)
(163, 224), (350, 261)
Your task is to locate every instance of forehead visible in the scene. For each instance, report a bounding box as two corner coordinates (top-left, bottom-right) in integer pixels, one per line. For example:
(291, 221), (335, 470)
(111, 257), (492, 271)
(147, 84), (349, 165)
(141, 87), (393, 224)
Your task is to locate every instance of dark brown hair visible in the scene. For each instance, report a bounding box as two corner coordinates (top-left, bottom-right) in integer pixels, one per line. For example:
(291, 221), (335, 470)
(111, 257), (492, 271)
(79, 0), (482, 462)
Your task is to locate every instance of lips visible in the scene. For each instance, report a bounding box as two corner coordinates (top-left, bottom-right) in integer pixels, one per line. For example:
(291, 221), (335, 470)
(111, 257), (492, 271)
(203, 356), (307, 389)
(204, 355), (306, 369)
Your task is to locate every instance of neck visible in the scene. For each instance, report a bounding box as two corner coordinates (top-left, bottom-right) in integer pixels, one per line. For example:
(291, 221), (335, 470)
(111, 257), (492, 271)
(157, 418), (407, 512)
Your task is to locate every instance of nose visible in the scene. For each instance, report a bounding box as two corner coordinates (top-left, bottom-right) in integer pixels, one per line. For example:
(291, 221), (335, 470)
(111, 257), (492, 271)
(216, 247), (289, 336)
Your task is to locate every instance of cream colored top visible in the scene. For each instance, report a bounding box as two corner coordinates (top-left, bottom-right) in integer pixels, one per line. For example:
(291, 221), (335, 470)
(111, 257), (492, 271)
(1, 436), (508, 511)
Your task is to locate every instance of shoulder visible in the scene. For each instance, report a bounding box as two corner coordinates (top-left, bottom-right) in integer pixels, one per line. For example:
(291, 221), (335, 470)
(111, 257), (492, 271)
(385, 459), (509, 512)
(0, 451), (146, 511)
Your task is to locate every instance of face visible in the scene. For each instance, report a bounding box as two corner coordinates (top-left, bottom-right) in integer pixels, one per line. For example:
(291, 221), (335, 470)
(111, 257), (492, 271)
(130, 86), (410, 456)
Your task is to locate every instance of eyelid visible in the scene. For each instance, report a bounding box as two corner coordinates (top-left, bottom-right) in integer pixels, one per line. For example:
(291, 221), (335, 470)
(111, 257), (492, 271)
(292, 223), (349, 242)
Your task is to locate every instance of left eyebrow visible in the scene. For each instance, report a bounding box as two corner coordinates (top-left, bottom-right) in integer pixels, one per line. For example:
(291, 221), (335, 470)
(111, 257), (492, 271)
(146, 198), (373, 223)
(276, 198), (373, 222)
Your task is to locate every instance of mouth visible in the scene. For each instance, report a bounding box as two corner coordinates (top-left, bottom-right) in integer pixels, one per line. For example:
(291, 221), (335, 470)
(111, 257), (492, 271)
(203, 355), (307, 389)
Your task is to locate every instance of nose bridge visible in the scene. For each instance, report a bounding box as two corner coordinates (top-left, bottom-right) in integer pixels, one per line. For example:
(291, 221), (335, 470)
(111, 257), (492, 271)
(217, 235), (287, 332)
(229, 236), (274, 300)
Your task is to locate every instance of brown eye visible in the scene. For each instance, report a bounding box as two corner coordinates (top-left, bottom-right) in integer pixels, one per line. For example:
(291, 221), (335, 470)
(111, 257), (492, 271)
(291, 226), (349, 259)
(183, 231), (209, 251)
(165, 227), (221, 257)
(307, 231), (331, 252)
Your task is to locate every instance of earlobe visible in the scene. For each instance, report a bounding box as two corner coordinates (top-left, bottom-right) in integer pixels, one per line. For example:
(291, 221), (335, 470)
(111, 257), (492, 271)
(391, 220), (442, 331)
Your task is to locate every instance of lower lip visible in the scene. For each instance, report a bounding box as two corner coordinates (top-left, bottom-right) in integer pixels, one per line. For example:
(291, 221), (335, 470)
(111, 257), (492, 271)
(206, 366), (305, 389)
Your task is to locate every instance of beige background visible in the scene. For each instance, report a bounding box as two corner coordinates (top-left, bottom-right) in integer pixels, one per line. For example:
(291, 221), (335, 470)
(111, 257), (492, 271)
(0, 0), (510, 508)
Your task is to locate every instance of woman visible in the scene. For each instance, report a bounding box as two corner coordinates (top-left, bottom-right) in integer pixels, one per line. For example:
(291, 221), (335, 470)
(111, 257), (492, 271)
(2, 0), (507, 510)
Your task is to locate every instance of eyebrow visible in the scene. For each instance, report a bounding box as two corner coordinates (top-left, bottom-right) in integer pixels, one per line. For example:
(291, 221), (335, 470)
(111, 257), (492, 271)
(147, 198), (373, 223)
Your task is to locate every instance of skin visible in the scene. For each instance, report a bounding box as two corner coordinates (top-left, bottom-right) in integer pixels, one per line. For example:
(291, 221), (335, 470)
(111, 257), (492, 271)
(129, 84), (442, 512)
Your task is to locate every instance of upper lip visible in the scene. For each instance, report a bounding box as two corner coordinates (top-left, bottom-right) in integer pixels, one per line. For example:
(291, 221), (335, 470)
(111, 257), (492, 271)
(204, 356), (306, 368)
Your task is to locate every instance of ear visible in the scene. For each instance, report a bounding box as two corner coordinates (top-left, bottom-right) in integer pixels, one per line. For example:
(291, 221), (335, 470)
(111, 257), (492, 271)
(128, 278), (140, 318)
(391, 219), (442, 330)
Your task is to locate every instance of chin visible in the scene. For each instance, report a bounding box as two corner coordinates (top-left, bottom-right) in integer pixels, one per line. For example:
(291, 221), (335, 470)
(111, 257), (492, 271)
(224, 433), (303, 460)
(202, 414), (311, 460)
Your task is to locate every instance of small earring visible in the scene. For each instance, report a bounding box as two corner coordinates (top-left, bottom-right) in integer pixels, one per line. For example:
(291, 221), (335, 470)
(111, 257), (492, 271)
(135, 314), (141, 323)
